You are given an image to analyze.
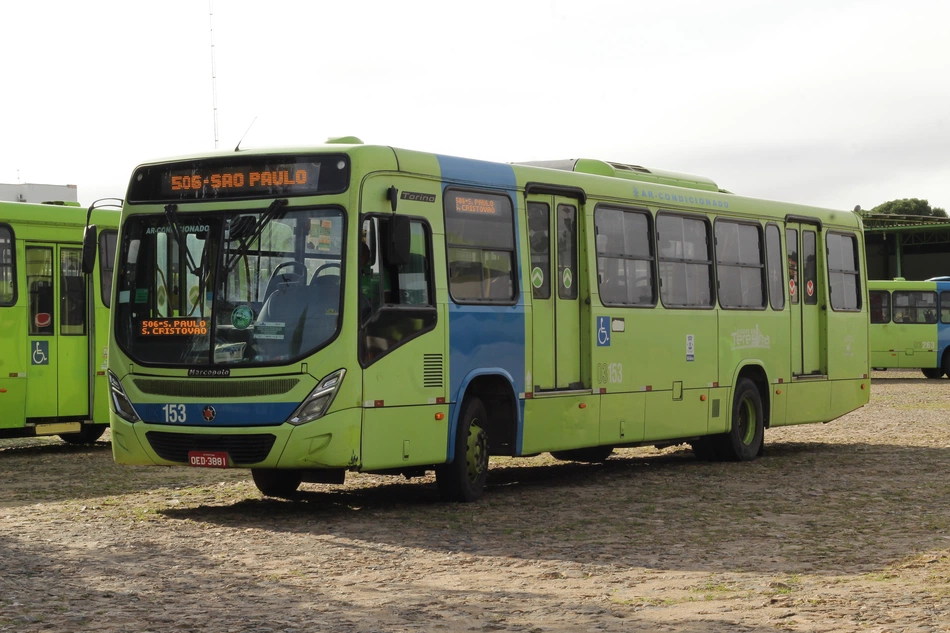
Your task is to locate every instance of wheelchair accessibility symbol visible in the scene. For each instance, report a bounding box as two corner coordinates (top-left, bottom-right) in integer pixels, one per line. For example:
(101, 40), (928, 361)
(596, 316), (611, 347)
(31, 340), (49, 365)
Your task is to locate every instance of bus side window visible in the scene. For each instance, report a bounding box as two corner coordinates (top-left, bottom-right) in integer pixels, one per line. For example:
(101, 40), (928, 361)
(0, 225), (14, 306)
(869, 290), (890, 323)
(941, 291), (950, 324)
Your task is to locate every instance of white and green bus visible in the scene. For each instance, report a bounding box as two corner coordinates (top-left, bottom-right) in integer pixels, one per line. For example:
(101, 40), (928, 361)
(869, 278), (950, 378)
(1, 199), (119, 442)
(105, 140), (870, 500)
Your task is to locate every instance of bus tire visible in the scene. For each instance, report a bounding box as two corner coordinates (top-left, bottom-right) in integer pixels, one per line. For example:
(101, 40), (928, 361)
(717, 377), (764, 461)
(921, 367), (944, 379)
(550, 446), (614, 463)
(59, 424), (107, 445)
(251, 468), (302, 498)
(436, 397), (489, 502)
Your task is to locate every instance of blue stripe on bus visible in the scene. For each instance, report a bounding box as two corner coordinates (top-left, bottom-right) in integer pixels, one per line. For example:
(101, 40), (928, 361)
(436, 154), (526, 458)
(938, 281), (950, 365)
(135, 402), (297, 426)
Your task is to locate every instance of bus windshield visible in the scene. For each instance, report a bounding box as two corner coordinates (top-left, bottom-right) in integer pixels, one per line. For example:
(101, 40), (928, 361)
(113, 206), (345, 367)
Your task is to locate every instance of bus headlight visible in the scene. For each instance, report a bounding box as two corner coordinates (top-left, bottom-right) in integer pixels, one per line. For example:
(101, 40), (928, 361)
(108, 370), (141, 423)
(287, 369), (346, 426)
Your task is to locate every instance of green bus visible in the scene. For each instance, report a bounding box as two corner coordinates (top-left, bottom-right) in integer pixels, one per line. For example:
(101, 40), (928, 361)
(1, 199), (119, 443)
(868, 278), (950, 378)
(106, 140), (870, 500)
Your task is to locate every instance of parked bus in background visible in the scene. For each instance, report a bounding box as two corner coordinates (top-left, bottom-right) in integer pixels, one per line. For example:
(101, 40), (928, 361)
(868, 278), (950, 378)
(0, 199), (120, 443)
(105, 139), (870, 500)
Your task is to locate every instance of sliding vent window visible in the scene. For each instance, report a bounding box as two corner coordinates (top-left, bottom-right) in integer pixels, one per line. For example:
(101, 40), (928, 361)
(444, 190), (516, 302)
(594, 206), (655, 306)
(657, 214), (713, 308)
(715, 220), (766, 310)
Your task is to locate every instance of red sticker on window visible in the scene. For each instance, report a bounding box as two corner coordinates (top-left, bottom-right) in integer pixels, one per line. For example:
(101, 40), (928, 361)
(34, 313), (51, 328)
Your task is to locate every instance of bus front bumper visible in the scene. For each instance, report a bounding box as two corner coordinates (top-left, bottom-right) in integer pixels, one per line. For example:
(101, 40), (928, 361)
(110, 407), (362, 470)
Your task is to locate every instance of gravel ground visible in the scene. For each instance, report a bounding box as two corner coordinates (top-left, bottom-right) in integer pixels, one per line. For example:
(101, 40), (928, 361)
(2, 369), (950, 632)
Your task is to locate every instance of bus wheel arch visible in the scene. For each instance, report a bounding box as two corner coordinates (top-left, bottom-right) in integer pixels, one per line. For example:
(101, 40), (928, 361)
(436, 372), (520, 502)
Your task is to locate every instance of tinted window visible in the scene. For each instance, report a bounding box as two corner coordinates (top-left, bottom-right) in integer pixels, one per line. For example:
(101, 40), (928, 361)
(803, 230), (818, 305)
(869, 290), (890, 324)
(595, 206), (655, 306)
(0, 225), (14, 306)
(444, 190), (516, 302)
(657, 214), (713, 308)
(527, 202), (550, 300)
(893, 291), (937, 324)
(60, 248), (86, 335)
(715, 220), (765, 309)
(99, 230), (117, 308)
(557, 204), (578, 300)
(787, 228), (799, 305)
(765, 224), (785, 310)
(827, 232), (861, 311)
(27, 247), (54, 335)
(942, 291), (950, 324)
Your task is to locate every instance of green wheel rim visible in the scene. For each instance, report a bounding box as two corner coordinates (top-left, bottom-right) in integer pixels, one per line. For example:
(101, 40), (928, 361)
(738, 397), (755, 445)
(466, 419), (489, 484)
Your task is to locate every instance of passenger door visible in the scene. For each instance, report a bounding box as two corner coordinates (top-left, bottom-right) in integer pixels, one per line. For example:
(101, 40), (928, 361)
(25, 244), (89, 421)
(526, 195), (582, 390)
(786, 223), (823, 376)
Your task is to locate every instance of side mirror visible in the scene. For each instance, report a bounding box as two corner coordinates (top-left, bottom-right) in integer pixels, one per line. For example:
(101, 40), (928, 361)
(81, 225), (97, 274)
(385, 215), (411, 267)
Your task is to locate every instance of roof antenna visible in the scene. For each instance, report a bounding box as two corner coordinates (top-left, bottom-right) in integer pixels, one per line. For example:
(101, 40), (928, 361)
(209, 0), (219, 150)
(234, 116), (257, 152)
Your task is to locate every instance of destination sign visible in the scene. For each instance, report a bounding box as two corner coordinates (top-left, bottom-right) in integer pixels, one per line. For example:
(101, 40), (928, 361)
(127, 154), (350, 203)
(139, 318), (209, 337)
(454, 196), (499, 215)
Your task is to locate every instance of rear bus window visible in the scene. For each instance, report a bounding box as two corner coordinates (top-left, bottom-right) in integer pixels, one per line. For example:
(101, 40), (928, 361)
(826, 232), (861, 311)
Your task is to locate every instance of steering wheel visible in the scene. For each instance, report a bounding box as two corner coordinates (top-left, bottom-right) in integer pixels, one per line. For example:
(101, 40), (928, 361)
(264, 261), (307, 301)
(310, 262), (342, 284)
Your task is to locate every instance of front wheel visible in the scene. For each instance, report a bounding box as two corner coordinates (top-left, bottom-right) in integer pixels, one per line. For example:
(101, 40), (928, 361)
(251, 468), (302, 498)
(436, 397), (489, 502)
(922, 367), (945, 379)
(716, 377), (764, 461)
(59, 424), (107, 445)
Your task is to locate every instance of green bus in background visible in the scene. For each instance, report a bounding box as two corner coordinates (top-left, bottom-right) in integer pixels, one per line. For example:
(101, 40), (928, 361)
(105, 140), (870, 500)
(868, 278), (950, 378)
(0, 200), (119, 442)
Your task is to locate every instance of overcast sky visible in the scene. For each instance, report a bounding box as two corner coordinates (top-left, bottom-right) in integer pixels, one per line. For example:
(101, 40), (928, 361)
(2, 0), (949, 212)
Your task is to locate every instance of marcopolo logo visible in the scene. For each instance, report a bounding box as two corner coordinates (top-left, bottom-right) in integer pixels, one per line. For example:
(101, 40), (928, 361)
(730, 325), (770, 350)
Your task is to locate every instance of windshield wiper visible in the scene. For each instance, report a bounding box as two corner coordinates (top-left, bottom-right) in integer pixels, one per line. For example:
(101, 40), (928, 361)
(224, 198), (289, 273)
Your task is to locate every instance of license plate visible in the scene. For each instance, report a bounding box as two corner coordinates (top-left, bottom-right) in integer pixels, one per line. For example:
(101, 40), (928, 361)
(188, 451), (229, 468)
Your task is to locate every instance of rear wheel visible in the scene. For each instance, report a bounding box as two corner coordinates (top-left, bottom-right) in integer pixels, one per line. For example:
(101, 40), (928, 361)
(436, 397), (489, 502)
(59, 424), (107, 445)
(550, 446), (614, 463)
(715, 378), (764, 461)
(922, 367), (944, 379)
(251, 468), (302, 498)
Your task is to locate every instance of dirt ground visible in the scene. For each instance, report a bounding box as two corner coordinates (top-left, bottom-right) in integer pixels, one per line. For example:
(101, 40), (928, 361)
(2, 369), (950, 632)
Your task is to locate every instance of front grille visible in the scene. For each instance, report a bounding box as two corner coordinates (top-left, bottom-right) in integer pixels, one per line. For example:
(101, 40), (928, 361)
(145, 431), (277, 465)
(134, 378), (299, 398)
